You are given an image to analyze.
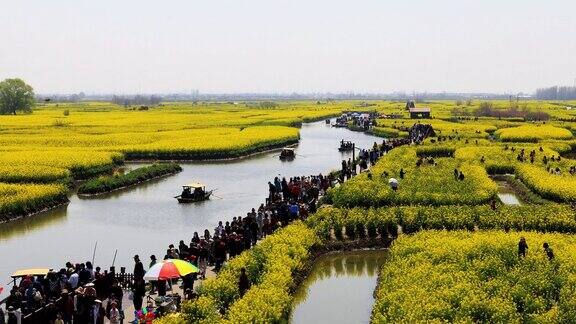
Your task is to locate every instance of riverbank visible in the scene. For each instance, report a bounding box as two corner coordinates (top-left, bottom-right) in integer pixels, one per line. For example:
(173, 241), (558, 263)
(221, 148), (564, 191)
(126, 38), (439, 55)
(124, 140), (300, 163)
(0, 199), (69, 225)
(78, 163), (182, 196)
(0, 139), (298, 224)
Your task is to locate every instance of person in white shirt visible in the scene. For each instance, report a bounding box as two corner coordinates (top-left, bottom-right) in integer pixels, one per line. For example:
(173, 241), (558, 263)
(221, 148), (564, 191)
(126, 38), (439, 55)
(68, 272), (79, 289)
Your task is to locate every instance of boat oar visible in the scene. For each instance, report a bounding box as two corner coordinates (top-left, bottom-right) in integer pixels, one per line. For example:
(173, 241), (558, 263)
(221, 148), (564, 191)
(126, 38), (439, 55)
(210, 189), (223, 199)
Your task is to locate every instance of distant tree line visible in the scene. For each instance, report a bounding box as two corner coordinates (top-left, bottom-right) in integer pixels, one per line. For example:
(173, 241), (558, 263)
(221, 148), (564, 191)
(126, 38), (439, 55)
(535, 86), (576, 100)
(474, 102), (549, 121)
(111, 95), (162, 107)
(41, 92), (86, 103)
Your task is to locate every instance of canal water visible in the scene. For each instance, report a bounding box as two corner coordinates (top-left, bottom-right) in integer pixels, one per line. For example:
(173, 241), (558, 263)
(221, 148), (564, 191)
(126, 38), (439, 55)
(495, 180), (522, 205)
(0, 121), (382, 296)
(290, 250), (387, 324)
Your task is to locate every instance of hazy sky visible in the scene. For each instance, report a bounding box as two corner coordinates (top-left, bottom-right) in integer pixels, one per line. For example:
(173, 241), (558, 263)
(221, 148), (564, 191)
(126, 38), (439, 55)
(1, 0), (575, 94)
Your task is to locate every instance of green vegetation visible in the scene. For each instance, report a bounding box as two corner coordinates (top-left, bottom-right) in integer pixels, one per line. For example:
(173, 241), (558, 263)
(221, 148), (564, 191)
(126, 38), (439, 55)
(307, 205), (576, 240)
(0, 183), (68, 221)
(0, 78), (35, 115)
(77, 163), (182, 195)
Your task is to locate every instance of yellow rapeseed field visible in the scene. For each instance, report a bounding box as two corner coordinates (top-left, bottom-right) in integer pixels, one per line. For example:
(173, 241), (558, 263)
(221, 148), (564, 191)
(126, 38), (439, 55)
(496, 124), (573, 142)
(0, 101), (345, 217)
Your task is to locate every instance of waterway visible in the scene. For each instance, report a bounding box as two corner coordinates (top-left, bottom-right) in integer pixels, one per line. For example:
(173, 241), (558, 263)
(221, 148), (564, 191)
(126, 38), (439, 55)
(0, 121), (382, 296)
(495, 180), (522, 205)
(290, 250), (387, 324)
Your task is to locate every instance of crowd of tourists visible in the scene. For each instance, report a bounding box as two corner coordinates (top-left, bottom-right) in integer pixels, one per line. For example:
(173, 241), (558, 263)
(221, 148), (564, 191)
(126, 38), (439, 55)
(147, 172), (339, 299)
(1, 261), (134, 324)
(1, 124), (437, 323)
(504, 145), (575, 175)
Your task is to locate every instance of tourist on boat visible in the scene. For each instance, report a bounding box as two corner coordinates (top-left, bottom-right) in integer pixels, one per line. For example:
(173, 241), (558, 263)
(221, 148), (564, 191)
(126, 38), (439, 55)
(193, 186), (204, 198)
(518, 237), (528, 257)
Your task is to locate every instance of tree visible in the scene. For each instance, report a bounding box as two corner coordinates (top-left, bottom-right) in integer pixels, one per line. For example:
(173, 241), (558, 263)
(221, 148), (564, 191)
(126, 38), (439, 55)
(0, 78), (35, 115)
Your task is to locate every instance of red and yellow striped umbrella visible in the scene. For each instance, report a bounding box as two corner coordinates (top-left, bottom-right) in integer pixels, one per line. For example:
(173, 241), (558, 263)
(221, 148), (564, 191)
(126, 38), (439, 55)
(144, 259), (199, 281)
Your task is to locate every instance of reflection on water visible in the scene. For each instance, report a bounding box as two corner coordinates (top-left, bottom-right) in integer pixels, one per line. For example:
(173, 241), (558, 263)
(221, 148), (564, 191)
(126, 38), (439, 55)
(495, 180), (522, 205)
(498, 193), (521, 205)
(0, 121), (383, 299)
(290, 250), (387, 324)
(0, 205), (68, 241)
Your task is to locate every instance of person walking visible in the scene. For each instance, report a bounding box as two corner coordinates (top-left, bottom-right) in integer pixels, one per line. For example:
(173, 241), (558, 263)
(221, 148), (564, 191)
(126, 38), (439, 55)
(543, 242), (555, 260)
(518, 237), (528, 257)
(238, 268), (251, 297)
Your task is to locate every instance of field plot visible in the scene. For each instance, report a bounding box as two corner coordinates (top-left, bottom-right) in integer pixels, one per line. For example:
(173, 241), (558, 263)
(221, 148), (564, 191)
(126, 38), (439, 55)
(328, 147), (498, 207)
(372, 231), (576, 323)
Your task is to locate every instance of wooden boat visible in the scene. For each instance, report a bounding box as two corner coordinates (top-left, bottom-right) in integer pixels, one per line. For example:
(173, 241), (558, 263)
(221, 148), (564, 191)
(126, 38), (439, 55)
(10, 268), (52, 285)
(279, 147), (295, 160)
(338, 140), (354, 152)
(175, 182), (213, 203)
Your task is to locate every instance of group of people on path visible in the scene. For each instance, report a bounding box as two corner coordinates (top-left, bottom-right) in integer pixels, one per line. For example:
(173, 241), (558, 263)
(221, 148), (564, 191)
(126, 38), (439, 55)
(132, 172), (340, 312)
(504, 145), (575, 176)
(2, 261), (130, 324)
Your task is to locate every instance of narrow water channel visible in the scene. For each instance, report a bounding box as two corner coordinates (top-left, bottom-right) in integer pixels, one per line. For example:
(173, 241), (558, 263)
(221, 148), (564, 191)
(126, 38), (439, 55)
(0, 122), (382, 297)
(495, 180), (522, 205)
(290, 250), (387, 324)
